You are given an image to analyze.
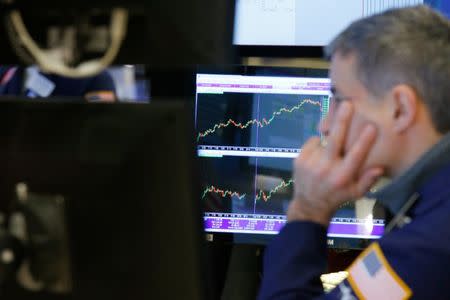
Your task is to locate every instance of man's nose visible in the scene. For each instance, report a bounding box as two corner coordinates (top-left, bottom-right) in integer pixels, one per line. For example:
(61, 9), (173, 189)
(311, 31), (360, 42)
(318, 115), (330, 136)
(318, 101), (335, 136)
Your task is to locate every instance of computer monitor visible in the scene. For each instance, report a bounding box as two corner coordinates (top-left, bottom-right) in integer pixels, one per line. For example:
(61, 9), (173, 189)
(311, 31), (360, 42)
(0, 99), (209, 299)
(195, 66), (385, 249)
(234, 0), (450, 57)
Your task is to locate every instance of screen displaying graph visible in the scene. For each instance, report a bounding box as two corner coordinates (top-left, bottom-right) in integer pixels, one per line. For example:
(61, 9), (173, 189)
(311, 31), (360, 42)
(199, 155), (294, 216)
(196, 93), (327, 149)
(195, 70), (385, 244)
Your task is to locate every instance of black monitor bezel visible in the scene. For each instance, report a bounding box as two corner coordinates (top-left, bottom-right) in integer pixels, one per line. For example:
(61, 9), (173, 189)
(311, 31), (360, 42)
(236, 45), (324, 59)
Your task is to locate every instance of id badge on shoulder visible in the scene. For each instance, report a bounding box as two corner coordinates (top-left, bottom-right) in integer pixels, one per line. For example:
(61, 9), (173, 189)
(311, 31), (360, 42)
(24, 67), (55, 98)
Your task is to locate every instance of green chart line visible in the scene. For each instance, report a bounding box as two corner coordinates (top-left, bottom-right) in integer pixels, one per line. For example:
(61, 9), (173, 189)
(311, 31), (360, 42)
(255, 179), (294, 202)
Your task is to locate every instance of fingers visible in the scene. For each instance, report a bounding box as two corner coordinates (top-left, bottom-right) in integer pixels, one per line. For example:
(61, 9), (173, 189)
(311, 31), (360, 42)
(299, 136), (321, 158)
(325, 101), (353, 159)
(340, 124), (377, 178)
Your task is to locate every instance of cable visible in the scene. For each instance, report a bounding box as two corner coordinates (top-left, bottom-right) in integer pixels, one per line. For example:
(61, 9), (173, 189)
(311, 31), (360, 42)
(6, 8), (128, 78)
(4, 12), (35, 65)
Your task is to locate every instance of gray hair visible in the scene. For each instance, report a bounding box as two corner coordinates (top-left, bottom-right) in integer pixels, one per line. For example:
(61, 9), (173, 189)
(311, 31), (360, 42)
(325, 5), (450, 133)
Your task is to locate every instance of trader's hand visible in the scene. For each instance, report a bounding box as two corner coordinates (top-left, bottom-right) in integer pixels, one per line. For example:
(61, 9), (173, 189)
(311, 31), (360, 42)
(287, 101), (383, 227)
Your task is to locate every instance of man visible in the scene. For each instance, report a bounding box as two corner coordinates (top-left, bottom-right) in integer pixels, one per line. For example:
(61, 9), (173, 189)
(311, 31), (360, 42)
(258, 5), (450, 300)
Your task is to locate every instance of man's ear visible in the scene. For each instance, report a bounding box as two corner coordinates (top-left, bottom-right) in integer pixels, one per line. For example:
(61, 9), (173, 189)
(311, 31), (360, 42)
(390, 84), (418, 133)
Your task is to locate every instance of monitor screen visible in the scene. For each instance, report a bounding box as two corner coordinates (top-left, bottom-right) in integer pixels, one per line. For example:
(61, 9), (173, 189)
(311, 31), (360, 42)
(0, 100), (209, 299)
(234, 0), (449, 56)
(195, 66), (385, 248)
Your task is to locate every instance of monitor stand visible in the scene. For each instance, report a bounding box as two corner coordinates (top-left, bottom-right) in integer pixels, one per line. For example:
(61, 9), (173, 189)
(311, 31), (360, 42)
(221, 244), (263, 300)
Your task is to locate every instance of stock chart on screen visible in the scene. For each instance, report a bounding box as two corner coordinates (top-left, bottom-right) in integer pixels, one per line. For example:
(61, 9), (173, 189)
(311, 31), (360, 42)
(195, 69), (384, 245)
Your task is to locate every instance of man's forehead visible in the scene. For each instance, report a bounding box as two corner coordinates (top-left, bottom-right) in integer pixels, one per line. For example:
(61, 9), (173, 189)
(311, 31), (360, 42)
(330, 52), (357, 74)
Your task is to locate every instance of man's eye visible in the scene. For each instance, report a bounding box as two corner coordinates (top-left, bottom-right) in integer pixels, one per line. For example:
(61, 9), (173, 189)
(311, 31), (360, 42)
(330, 94), (341, 103)
(331, 94), (351, 104)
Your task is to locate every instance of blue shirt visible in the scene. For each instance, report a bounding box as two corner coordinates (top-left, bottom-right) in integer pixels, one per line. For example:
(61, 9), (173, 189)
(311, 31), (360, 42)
(0, 66), (116, 100)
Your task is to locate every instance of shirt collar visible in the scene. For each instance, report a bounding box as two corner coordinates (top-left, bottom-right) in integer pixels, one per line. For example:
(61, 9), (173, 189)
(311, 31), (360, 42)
(369, 132), (450, 215)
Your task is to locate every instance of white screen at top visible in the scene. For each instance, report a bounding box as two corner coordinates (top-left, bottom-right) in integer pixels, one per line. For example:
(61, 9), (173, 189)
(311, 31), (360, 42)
(234, 0), (424, 46)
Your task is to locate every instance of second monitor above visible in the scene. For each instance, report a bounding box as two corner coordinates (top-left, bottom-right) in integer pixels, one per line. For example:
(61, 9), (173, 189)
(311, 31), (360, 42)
(234, 0), (449, 57)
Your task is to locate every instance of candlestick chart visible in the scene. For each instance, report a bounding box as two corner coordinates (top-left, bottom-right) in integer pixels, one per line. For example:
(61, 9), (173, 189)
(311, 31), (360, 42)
(199, 156), (295, 215)
(196, 91), (329, 216)
(195, 92), (328, 149)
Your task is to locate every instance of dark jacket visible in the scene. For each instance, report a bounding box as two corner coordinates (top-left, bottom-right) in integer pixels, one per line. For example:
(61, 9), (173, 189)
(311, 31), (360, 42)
(259, 133), (450, 300)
